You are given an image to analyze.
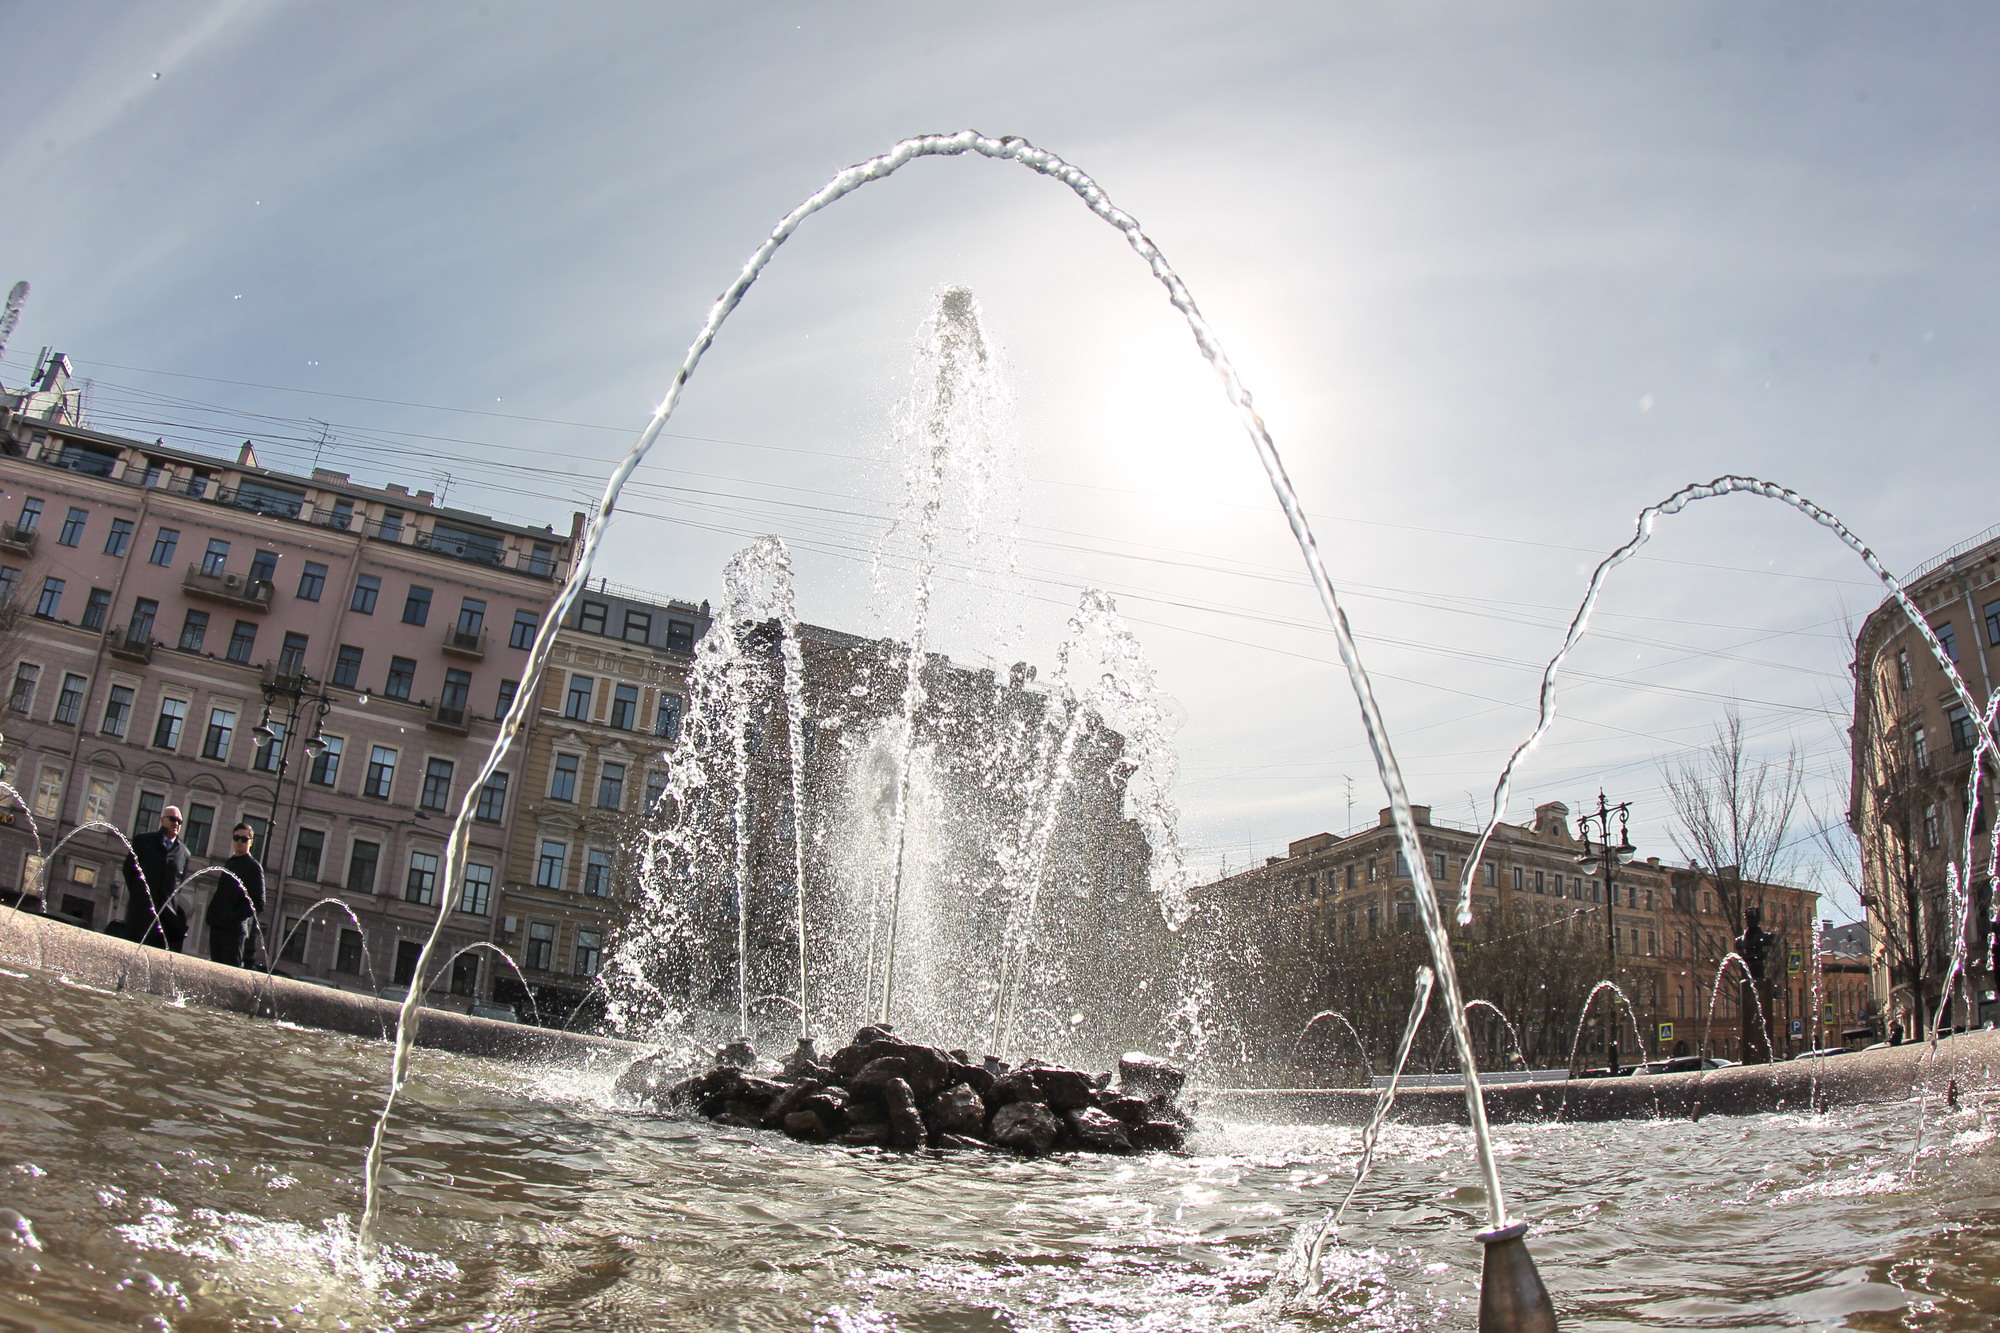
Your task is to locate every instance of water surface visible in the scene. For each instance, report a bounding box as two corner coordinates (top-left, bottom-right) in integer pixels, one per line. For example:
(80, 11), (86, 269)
(0, 965), (1995, 1330)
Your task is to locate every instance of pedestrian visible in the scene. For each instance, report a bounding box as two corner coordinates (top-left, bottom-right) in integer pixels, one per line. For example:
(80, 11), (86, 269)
(204, 822), (266, 968)
(120, 805), (190, 951)
(1889, 1020), (1905, 1047)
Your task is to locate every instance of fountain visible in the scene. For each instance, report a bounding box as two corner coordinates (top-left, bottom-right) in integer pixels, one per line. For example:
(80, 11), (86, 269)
(1, 131), (1998, 1330)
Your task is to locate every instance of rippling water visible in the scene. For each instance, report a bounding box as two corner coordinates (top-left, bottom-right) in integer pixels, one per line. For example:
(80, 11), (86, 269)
(1, 964), (1998, 1331)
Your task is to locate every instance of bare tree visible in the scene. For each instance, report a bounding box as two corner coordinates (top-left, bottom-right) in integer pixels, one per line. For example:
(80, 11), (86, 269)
(1661, 711), (1805, 948)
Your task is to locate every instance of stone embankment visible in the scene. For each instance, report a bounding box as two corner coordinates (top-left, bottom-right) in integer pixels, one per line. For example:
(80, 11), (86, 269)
(617, 1027), (1191, 1155)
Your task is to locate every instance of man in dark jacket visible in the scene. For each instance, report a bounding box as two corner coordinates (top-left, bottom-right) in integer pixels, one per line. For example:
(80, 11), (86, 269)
(121, 805), (190, 951)
(204, 822), (266, 968)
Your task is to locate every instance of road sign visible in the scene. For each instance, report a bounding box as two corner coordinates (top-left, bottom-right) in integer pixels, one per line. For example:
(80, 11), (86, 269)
(1789, 1019), (1804, 1036)
(1788, 949), (1803, 974)
(1658, 1022), (1674, 1042)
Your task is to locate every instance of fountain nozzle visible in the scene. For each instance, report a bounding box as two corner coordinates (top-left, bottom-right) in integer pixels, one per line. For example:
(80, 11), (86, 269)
(1477, 1221), (1559, 1333)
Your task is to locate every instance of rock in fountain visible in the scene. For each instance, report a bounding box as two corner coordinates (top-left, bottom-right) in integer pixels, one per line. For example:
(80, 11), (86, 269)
(614, 1029), (1190, 1156)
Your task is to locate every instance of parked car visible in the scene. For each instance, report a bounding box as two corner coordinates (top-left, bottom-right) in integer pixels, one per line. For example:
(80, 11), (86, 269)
(1635, 1056), (1737, 1075)
(1791, 1047), (1851, 1060)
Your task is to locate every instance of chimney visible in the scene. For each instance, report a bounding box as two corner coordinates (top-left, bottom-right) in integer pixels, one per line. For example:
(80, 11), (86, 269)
(237, 440), (259, 469)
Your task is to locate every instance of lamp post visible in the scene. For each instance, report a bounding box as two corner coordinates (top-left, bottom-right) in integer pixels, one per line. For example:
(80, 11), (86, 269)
(1575, 790), (1635, 1073)
(251, 669), (334, 964)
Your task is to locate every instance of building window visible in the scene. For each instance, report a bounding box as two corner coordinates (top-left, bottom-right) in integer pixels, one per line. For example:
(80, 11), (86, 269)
(178, 609), (210, 653)
(336, 929), (365, 975)
(549, 753), (579, 802)
(181, 802), (214, 857)
(364, 746), (397, 799)
(535, 841), (567, 890)
(333, 645), (363, 688)
(620, 609), (650, 644)
(128, 597), (157, 642)
(201, 538), (230, 576)
(380, 508), (404, 542)
(202, 707), (236, 760)
(1949, 704), (1975, 753)
(475, 771), (508, 822)
(291, 828), (325, 881)
(101, 685), (133, 737)
(441, 668), (471, 711)
(1512, 867), (1524, 891)
(420, 757), (454, 812)
(510, 609), (538, 649)
(249, 551), (278, 584)
(278, 918), (309, 966)
(35, 577), (64, 618)
(309, 735), (343, 787)
(525, 922), (555, 971)
(385, 656), (416, 700)
(583, 848), (612, 897)
(450, 952), (478, 996)
(153, 698), (187, 750)
(297, 561), (327, 601)
(1912, 726), (1930, 772)
(133, 791), (165, 835)
(81, 588), (111, 631)
(457, 598), (485, 633)
(610, 683), (639, 730)
(1936, 621), (1959, 663)
(54, 673), (87, 726)
(104, 518), (133, 558)
(347, 840), (380, 894)
(351, 574), (380, 614)
(1986, 599), (2000, 648)
(402, 585), (432, 626)
(496, 678), (519, 716)
(655, 692), (683, 741)
(148, 527), (179, 566)
(459, 863), (493, 916)
(596, 762), (625, 810)
(278, 632), (309, 676)
(643, 769), (667, 812)
(574, 929), (603, 976)
(1534, 870), (1545, 894)
(253, 721), (285, 773)
(564, 674), (594, 721)
(8, 663), (39, 714)
(32, 764), (63, 820)
(57, 507), (87, 546)
(404, 851), (438, 905)
(579, 601), (607, 635)
(82, 777), (116, 826)
(1896, 648), (1913, 690)
(16, 497), (42, 533)
(1924, 802), (1942, 849)
(227, 620), (258, 664)
(667, 619), (696, 654)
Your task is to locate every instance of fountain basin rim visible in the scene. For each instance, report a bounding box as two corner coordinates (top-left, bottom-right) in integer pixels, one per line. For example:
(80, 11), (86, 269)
(1195, 1033), (2000, 1125)
(0, 911), (643, 1069)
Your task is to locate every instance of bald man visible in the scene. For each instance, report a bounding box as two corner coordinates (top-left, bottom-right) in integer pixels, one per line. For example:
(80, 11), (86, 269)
(120, 805), (190, 951)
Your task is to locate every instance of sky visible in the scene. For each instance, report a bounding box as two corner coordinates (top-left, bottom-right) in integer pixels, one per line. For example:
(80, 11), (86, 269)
(4, 2), (1998, 921)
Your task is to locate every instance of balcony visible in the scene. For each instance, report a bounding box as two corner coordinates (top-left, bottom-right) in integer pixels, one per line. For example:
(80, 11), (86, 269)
(441, 624), (486, 659)
(0, 522), (35, 556)
(181, 564), (274, 611)
(428, 703), (471, 735)
(105, 628), (154, 663)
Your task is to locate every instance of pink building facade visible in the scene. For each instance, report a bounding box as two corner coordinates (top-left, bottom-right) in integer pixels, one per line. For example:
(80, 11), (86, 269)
(1, 361), (583, 1005)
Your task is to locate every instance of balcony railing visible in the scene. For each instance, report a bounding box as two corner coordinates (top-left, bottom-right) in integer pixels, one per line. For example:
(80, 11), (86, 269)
(181, 564), (274, 611)
(441, 625), (486, 659)
(105, 628), (154, 663)
(0, 521), (33, 555)
(428, 703), (471, 734)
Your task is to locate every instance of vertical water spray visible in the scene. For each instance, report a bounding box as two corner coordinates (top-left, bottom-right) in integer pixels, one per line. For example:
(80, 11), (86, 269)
(869, 287), (1008, 1024)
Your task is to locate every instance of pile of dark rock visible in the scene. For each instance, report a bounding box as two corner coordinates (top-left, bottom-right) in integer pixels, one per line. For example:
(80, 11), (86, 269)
(615, 1025), (1191, 1156)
